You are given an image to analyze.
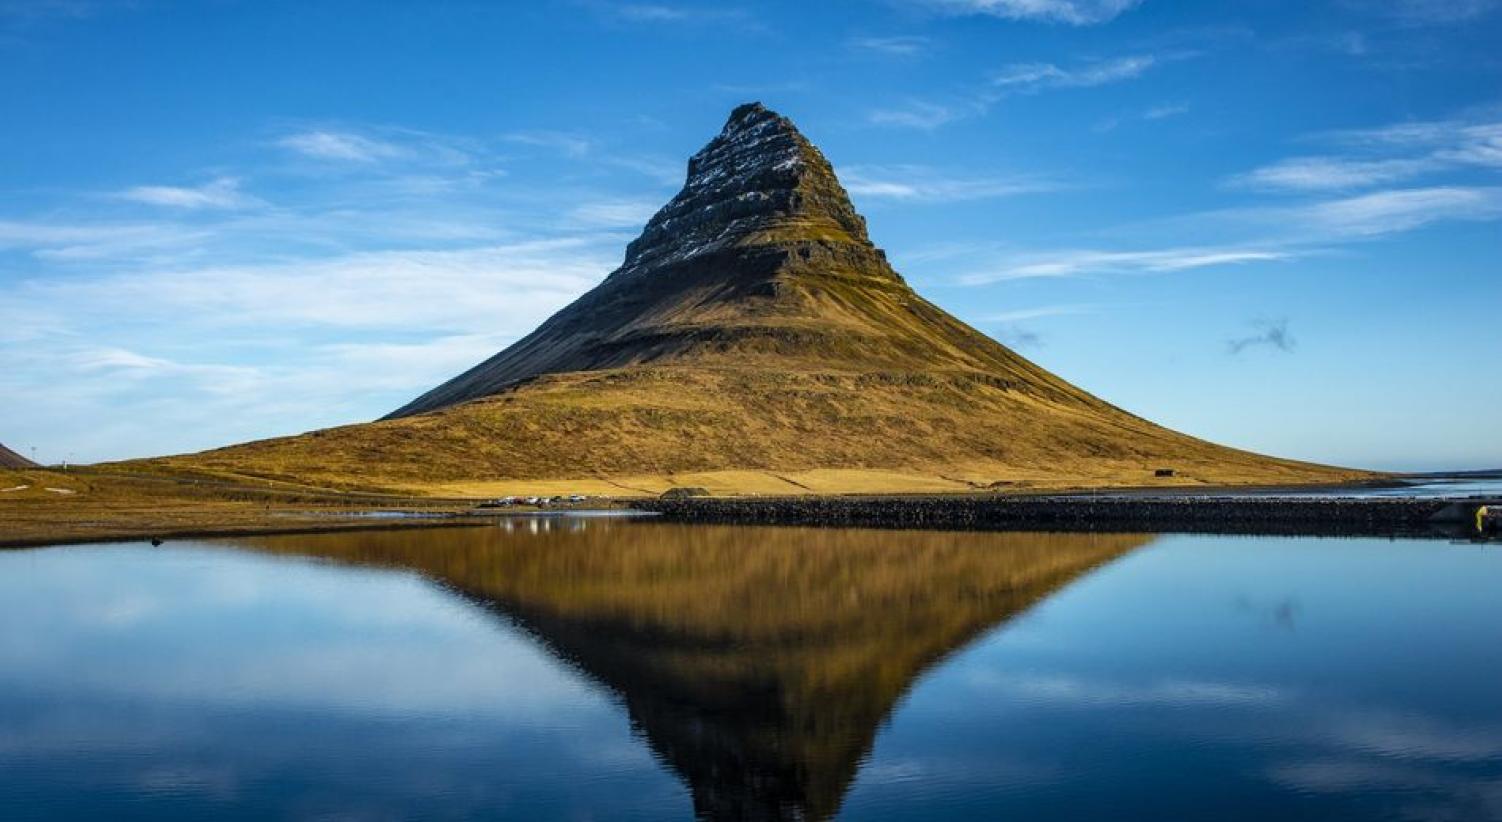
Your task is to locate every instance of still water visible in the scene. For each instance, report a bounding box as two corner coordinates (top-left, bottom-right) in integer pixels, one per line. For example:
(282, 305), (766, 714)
(1, 521), (1499, 820)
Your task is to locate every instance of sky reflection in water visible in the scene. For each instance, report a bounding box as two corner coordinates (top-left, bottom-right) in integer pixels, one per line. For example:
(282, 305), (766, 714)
(1, 520), (1499, 820)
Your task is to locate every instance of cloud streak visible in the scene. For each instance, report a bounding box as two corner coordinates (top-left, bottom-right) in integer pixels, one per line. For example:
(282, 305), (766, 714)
(848, 35), (931, 56)
(990, 54), (1158, 93)
(115, 177), (260, 210)
(866, 100), (960, 130)
(982, 304), (1098, 323)
(277, 130), (405, 163)
(1232, 117), (1502, 192)
(961, 246), (1295, 283)
(914, 0), (1143, 25)
(1341, 0), (1501, 23)
(870, 51), (1183, 130)
(841, 165), (1058, 202)
(1299, 185), (1502, 236)
(958, 182), (1502, 284)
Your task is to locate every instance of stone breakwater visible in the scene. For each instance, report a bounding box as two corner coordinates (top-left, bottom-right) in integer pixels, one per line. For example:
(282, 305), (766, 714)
(638, 495), (1499, 538)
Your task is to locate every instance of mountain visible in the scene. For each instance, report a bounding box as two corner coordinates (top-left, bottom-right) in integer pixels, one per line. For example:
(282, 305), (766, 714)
(388, 101), (1051, 419)
(145, 103), (1367, 494)
(0, 443), (37, 469)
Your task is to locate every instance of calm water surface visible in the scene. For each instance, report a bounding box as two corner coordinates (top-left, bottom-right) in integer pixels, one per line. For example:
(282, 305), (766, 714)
(1, 521), (1499, 820)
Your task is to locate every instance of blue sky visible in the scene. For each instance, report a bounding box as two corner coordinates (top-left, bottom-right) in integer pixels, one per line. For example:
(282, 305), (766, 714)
(1, 0), (1498, 471)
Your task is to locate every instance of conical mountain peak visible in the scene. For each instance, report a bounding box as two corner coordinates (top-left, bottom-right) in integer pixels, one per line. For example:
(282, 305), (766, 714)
(384, 103), (925, 418)
(160, 104), (1359, 491)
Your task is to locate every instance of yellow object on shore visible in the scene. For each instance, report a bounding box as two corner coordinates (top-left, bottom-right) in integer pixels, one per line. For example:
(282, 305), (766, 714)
(1480, 505), (1490, 534)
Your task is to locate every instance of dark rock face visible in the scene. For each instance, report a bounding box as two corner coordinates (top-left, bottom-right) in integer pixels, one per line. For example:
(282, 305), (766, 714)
(618, 102), (876, 274)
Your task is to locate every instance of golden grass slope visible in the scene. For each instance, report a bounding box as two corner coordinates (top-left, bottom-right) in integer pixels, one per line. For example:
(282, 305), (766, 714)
(139, 364), (1371, 495)
(121, 105), (1373, 496)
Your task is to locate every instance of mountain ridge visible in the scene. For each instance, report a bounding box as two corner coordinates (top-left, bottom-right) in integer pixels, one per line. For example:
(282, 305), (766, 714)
(135, 103), (1369, 494)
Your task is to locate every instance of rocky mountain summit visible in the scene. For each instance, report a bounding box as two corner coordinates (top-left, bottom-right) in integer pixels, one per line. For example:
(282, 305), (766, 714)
(148, 103), (1363, 494)
(388, 101), (1054, 418)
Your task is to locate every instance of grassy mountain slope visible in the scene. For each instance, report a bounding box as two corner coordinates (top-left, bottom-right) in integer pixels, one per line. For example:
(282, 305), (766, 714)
(133, 104), (1369, 495)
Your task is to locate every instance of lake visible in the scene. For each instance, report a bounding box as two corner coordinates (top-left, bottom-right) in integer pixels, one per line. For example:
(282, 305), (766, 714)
(2, 520), (1500, 820)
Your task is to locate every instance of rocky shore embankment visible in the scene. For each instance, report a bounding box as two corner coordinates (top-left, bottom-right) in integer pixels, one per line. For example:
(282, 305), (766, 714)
(639, 494), (1498, 538)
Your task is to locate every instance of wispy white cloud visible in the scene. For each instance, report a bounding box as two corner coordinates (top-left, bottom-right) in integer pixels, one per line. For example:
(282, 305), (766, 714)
(848, 35), (931, 56)
(1230, 156), (1436, 191)
(612, 2), (692, 21)
(27, 238), (610, 332)
(877, 51), (1185, 131)
(567, 198), (660, 228)
(961, 246), (1296, 283)
(502, 130), (595, 158)
(841, 164), (1058, 202)
(958, 182), (1502, 286)
(866, 46), (1182, 130)
(115, 177), (261, 210)
(913, 0), (1143, 25)
(1330, 119), (1502, 166)
(1143, 102), (1190, 120)
(0, 0), (109, 20)
(1298, 185), (1502, 235)
(867, 100), (960, 130)
(1095, 101), (1190, 132)
(982, 304), (1098, 323)
(590, 2), (758, 27)
(1341, 0), (1500, 24)
(0, 218), (209, 262)
(276, 130), (406, 163)
(991, 54), (1159, 93)
(0, 236), (619, 459)
(1232, 117), (1502, 192)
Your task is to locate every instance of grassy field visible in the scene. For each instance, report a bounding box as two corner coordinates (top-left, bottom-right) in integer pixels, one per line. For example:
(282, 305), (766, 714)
(6, 366), (1377, 546)
(125, 365), (1376, 498)
(0, 466), (480, 548)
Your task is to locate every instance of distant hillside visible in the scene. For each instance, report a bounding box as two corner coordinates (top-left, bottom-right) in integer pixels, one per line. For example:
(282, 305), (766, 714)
(140, 103), (1369, 495)
(0, 443), (37, 469)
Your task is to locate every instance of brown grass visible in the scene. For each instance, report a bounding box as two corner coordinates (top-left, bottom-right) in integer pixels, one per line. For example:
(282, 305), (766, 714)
(0, 467), (476, 547)
(125, 364), (1375, 496)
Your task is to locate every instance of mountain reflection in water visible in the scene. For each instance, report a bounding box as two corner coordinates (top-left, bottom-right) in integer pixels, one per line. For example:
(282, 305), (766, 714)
(231, 520), (1152, 820)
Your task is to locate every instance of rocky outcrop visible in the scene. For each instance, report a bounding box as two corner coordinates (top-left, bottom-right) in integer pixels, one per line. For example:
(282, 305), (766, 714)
(641, 494), (1493, 538)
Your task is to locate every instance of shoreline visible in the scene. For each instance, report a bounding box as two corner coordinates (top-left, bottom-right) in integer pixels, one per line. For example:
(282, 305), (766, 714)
(0, 514), (498, 550)
(4, 470), (1496, 549)
(638, 494), (1501, 540)
(5, 493), (1498, 549)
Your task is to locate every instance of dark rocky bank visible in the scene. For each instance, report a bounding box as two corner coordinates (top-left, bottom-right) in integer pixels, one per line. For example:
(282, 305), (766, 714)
(638, 494), (1502, 539)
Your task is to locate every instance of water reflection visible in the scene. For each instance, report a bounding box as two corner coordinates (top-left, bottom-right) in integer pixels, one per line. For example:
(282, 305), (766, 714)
(11, 526), (1496, 820)
(230, 522), (1151, 820)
